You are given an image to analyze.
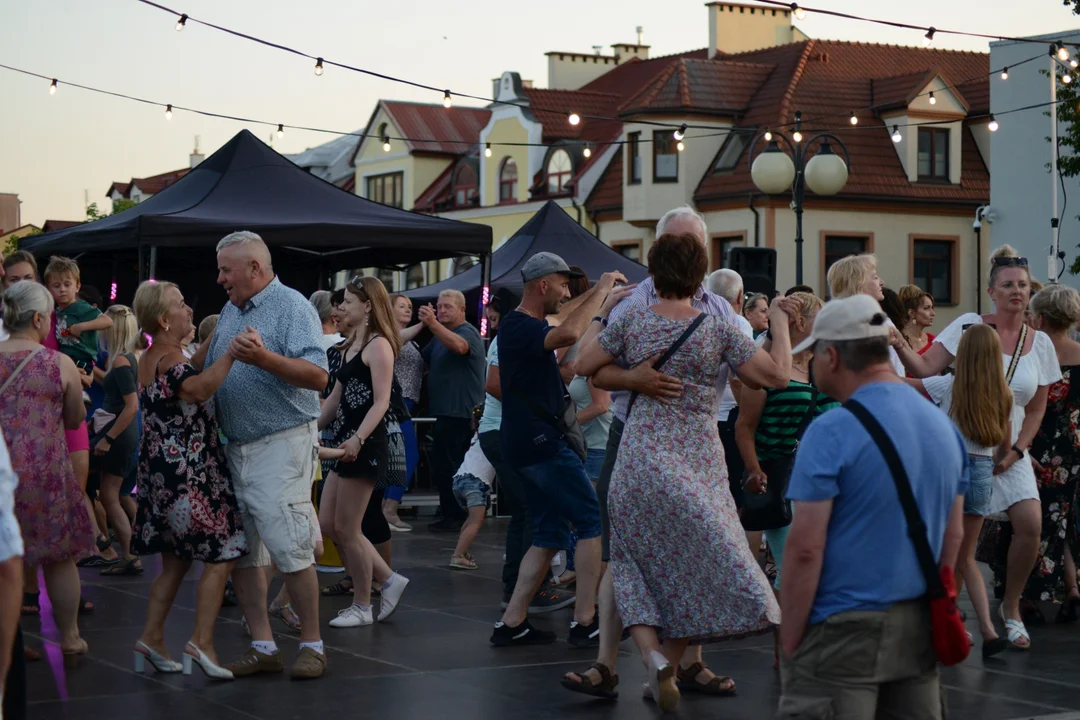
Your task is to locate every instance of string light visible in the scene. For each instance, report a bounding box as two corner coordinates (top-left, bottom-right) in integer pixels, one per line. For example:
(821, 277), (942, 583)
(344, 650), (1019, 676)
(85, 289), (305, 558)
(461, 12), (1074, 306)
(849, 111), (858, 125)
(923, 27), (936, 47)
(792, 110), (802, 143)
(484, 142), (492, 158)
(1071, 59), (1079, 69)
(891, 125), (902, 143)
(1001, 67), (1009, 80)
(49, 78), (57, 95)
(790, 2), (806, 20)
(165, 104), (172, 119)
(276, 123), (284, 138)
(929, 91), (936, 105)
(583, 144), (592, 158)
(988, 115), (999, 132)
(568, 112), (581, 126)
(673, 123), (687, 141)
(1058, 44), (1071, 62)
(175, 13), (187, 31)
(314, 57), (324, 76)
(764, 129), (773, 141)
(442, 90), (452, 109)
(382, 135), (391, 152)
(1063, 73), (1073, 85)
(676, 140), (685, 152)
(793, 130), (803, 143)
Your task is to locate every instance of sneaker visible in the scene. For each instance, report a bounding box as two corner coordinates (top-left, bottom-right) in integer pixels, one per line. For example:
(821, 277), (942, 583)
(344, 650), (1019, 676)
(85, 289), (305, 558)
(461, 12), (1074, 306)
(290, 647), (327, 680)
(329, 604), (373, 628)
(386, 515), (413, 532)
(377, 573), (410, 622)
(224, 647), (285, 677)
(568, 616), (600, 649)
(528, 588), (576, 615)
(428, 518), (464, 533)
(490, 620), (557, 647)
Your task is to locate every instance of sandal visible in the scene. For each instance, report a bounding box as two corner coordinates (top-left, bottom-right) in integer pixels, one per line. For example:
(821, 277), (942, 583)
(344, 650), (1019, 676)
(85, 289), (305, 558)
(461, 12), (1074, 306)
(100, 558), (144, 576)
(561, 661), (619, 699)
(77, 555), (119, 568)
(676, 662), (737, 696)
(79, 596), (95, 614)
(982, 636), (1008, 659)
(321, 578), (354, 596)
(551, 570), (577, 588)
(21, 592), (40, 616)
(999, 605), (1031, 650)
(269, 602), (302, 631)
(450, 553), (478, 570)
(95, 534), (113, 552)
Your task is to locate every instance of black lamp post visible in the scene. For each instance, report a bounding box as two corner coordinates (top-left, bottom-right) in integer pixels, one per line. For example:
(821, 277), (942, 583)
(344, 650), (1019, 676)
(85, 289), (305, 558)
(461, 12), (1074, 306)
(747, 110), (852, 286)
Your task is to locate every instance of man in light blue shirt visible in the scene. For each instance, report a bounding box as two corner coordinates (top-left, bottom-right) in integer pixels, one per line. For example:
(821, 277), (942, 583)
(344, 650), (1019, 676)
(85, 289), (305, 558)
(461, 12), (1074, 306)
(778, 295), (967, 720)
(198, 231), (330, 680)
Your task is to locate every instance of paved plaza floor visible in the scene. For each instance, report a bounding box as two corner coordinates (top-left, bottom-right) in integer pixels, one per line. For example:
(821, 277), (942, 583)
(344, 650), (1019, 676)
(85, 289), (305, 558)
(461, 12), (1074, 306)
(23, 520), (1080, 720)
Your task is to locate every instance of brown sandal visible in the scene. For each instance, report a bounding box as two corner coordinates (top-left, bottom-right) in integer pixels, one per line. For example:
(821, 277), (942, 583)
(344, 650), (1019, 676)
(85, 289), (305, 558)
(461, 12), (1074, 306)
(561, 661), (619, 699)
(676, 662), (736, 696)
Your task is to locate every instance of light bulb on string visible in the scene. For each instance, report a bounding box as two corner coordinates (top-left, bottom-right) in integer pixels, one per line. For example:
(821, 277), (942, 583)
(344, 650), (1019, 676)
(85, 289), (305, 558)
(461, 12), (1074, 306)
(673, 123), (687, 141)
(484, 143), (492, 158)
(568, 112), (581, 126)
(314, 57), (324, 76)
(49, 78), (57, 95)
(1063, 73), (1073, 84)
(929, 91), (936, 105)
(923, 27), (935, 47)
(793, 130), (803, 143)
(891, 125), (902, 143)
(988, 115), (999, 132)
(1001, 67), (1009, 80)
(165, 104), (173, 120)
(849, 112), (858, 126)
(790, 2), (806, 20)
(1071, 59), (1079, 69)
(442, 90), (452, 109)
(677, 140), (685, 152)
(175, 13), (187, 31)
(277, 124), (284, 139)
(1059, 44), (1071, 62)
(764, 129), (773, 141)
(583, 144), (592, 158)
(382, 136), (391, 152)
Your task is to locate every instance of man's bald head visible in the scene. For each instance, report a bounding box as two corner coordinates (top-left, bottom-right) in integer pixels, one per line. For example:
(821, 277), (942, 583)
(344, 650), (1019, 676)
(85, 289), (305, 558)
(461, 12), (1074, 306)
(216, 230), (275, 308)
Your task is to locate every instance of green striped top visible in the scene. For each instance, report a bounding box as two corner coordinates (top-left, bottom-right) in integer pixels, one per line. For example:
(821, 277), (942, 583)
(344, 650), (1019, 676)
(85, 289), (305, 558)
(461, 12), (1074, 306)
(754, 380), (839, 460)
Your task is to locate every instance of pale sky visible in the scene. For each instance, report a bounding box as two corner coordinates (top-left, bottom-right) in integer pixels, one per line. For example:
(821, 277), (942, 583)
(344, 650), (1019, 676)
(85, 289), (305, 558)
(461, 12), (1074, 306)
(1, 0), (1077, 226)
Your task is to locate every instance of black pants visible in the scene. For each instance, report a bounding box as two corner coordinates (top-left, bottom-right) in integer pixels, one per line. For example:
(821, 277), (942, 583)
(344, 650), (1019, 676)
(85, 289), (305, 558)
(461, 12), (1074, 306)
(3, 626), (26, 720)
(480, 431), (532, 598)
(431, 417), (472, 522)
(718, 409), (746, 510)
(595, 417), (625, 563)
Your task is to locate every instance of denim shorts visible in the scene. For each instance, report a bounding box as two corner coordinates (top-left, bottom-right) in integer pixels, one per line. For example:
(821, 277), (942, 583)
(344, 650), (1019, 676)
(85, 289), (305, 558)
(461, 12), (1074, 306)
(965, 454), (994, 516)
(517, 442), (602, 550)
(453, 473), (491, 510)
(583, 448), (606, 482)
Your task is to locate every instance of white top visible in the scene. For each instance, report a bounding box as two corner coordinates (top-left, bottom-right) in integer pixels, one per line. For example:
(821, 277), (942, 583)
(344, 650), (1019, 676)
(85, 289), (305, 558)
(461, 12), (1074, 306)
(320, 333), (345, 351)
(454, 434), (495, 488)
(934, 313), (1062, 512)
(0, 428), (24, 563)
(885, 318), (904, 376)
(921, 375), (993, 457)
(718, 315), (755, 421)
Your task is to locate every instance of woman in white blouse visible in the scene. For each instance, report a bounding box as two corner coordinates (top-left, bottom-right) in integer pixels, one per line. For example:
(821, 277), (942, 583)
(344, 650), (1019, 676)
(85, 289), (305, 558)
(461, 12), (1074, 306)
(895, 244), (1060, 651)
(827, 254), (906, 376)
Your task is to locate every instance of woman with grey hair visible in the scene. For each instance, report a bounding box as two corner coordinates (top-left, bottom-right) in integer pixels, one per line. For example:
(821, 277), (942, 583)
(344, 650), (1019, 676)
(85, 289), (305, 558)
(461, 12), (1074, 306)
(0, 281), (92, 656)
(310, 290), (344, 350)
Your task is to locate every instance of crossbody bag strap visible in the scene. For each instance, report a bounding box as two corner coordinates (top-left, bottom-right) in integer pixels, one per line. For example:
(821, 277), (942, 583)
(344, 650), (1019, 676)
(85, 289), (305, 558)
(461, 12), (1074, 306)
(627, 313), (708, 416)
(1005, 323), (1028, 385)
(0, 345), (44, 397)
(508, 385), (564, 428)
(844, 399), (944, 597)
(792, 387), (820, 448)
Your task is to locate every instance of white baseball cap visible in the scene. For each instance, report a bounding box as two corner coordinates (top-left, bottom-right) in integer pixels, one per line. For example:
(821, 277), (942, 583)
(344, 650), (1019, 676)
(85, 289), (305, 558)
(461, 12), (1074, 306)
(792, 294), (891, 354)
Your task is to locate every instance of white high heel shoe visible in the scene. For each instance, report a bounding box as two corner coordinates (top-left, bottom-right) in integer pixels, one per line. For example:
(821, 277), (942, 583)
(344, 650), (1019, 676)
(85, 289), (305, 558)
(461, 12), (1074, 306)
(133, 641), (183, 673)
(182, 642), (234, 680)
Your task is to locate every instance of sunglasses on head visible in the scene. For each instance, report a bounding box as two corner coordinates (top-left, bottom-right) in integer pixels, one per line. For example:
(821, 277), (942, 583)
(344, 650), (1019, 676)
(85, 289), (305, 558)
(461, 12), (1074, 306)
(991, 256), (1029, 268)
(347, 276), (370, 299)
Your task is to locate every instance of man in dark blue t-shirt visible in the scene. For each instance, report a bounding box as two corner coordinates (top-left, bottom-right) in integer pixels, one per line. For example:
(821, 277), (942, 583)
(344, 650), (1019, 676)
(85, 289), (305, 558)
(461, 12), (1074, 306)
(491, 252), (626, 648)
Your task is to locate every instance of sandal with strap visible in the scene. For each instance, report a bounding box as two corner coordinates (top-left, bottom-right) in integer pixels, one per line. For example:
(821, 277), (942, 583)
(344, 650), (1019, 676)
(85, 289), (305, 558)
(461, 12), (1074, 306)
(449, 553), (478, 570)
(21, 591), (40, 616)
(676, 662), (737, 696)
(321, 578), (354, 596)
(100, 558), (144, 576)
(269, 602), (302, 631)
(999, 605), (1031, 650)
(561, 661), (619, 699)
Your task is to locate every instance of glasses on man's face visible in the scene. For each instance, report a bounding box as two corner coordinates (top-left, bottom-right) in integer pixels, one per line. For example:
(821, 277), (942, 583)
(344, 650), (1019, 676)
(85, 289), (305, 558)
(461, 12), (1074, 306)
(992, 256), (1029, 268)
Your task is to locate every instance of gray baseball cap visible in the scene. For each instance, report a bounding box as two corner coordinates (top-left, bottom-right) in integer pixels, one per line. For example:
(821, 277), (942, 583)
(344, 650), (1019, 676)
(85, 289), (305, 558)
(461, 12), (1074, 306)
(520, 252), (585, 283)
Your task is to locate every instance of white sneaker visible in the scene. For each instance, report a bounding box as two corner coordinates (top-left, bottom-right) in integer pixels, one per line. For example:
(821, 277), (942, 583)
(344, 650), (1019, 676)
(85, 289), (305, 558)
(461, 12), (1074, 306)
(377, 574), (410, 622)
(329, 604), (373, 628)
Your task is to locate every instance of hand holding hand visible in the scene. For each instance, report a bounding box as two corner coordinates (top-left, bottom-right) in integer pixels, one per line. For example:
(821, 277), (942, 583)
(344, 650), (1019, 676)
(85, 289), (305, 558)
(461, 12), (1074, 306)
(340, 435), (362, 463)
(768, 296), (794, 326)
(745, 469), (768, 494)
(418, 304), (437, 327)
(229, 330), (266, 365)
(93, 437), (110, 457)
(598, 271), (628, 291)
(600, 283), (637, 316)
(993, 448), (1019, 476)
(628, 354), (682, 401)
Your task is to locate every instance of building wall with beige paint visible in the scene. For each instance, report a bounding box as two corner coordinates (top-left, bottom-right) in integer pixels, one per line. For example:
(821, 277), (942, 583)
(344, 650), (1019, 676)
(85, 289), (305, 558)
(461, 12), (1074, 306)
(353, 108), (453, 207)
(707, 2), (797, 57)
(481, 117), (532, 207)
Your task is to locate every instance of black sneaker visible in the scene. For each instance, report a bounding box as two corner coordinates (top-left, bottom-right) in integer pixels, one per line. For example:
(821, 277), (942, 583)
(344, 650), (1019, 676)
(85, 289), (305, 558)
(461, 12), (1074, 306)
(528, 588), (576, 615)
(428, 519), (464, 533)
(490, 620), (557, 647)
(567, 617), (600, 648)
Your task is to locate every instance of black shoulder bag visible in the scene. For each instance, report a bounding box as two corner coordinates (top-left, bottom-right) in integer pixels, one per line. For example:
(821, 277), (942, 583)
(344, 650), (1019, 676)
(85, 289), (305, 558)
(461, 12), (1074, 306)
(625, 313), (708, 417)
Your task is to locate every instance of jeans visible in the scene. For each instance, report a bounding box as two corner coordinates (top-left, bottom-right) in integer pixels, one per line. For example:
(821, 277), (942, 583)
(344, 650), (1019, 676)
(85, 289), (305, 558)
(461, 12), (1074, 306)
(384, 399), (419, 504)
(516, 442), (601, 550)
(431, 416), (472, 522)
(480, 430), (531, 597)
(583, 448), (606, 482)
(965, 455), (994, 516)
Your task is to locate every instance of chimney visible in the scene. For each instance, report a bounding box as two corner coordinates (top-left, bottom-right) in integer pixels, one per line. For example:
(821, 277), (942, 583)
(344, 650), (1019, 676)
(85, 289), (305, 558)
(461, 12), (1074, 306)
(708, 2), (797, 58)
(637, 26), (644, 45)
(593, 45), (603, 56)
(189, 135), (204, 168)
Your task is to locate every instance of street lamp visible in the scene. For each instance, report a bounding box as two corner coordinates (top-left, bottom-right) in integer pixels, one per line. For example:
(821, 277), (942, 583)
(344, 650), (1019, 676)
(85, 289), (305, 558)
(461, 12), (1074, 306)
(748, 111), (851, 285)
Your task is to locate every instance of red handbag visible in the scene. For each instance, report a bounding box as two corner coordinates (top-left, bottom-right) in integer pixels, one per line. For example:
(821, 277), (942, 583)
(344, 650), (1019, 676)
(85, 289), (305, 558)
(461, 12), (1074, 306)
(846, 400), (971, 666)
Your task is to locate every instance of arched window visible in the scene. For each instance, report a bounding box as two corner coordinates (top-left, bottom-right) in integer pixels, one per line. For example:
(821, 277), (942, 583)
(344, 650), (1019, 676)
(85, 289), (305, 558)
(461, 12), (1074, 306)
(454, 163), (478, 207)
(405, 264), (425, 289)
(546, 149), (573, 195)
(499, 158), (518, 203)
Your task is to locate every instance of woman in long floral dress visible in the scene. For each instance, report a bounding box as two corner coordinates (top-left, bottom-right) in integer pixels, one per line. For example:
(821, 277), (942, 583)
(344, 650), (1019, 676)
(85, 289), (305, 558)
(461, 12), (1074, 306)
(1025, 286), (1080, 616)
(576, 233), (794, 712)
(131, 280), (247, 679)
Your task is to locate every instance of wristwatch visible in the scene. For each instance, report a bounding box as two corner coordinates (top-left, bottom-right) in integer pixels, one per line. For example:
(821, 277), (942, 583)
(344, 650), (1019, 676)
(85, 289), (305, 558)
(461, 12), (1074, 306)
(1012, 444), (1025, 459)
(592, 316), (607, 327)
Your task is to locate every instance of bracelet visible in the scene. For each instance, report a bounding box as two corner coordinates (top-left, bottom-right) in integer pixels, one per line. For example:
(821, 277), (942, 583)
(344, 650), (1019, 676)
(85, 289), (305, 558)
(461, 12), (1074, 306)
(1012, 444), (1025, 459)
(353, 434), (366, 446)
(592, 316), (607, 327)
(102, 436), (114, 444)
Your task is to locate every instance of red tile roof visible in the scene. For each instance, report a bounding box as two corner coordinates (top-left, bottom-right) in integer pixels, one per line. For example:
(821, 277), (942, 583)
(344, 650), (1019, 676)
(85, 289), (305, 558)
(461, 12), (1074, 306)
(871, 67), (970, 113)
(585, 150), (624, 212)
(106, 182), (131, 197)
(618, 59), (776, 116)
(41, 220), (83, 232)
(381, 102), (491, 155)
(106, 169), (189, 199)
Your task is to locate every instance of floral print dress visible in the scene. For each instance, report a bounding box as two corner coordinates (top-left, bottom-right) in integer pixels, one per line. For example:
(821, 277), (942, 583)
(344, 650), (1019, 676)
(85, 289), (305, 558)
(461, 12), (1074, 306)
(598, 307), (781, 641)
(131, 361), (247, 563)
(1026, 365), (1080, 603)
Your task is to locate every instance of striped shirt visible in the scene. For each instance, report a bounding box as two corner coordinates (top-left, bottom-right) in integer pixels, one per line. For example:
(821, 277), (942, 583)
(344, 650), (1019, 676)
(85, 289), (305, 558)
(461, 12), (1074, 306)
(755, 380), (839, 460)
(608, 277), (738, 423)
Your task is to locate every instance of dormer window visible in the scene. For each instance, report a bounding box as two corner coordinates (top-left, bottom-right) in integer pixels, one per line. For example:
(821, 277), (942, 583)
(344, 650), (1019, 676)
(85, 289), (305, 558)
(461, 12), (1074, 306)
(917, 128), (949, 181)
(547, 149), (573, 195)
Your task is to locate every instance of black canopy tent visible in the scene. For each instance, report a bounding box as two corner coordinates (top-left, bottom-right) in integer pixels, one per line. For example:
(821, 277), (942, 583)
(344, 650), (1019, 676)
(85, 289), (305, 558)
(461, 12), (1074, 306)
(22, 130), (493, 318)
(402, 200), (648, 308)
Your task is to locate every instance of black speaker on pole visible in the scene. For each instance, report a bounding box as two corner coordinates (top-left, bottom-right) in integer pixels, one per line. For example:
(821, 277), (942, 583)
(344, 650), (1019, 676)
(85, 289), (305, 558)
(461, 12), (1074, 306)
(729, 247), (777, 297)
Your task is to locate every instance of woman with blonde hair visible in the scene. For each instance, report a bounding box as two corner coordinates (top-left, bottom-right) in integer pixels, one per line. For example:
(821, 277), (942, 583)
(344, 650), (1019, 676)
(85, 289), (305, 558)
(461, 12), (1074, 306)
(90, 304), (143, 577)
(1025, 284), (1080, 619)
(319, 275), (410, 628)
(896, 244), (1060, 650)
(828, 254), (905, 375)
(906, 324), (1011, 657)
(897, 284), (936, 355)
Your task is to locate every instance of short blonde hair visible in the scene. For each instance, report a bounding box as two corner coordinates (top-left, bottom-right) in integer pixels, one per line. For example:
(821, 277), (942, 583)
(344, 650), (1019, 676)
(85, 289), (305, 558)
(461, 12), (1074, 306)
(438, 289), (466, 308)
(198, 314), (219, 343)
(788, 291), (823, 321)
(1031, 284), (1080, 332)
(828, 254), (878, 299)
(43, 255), (81, 284)
(103, 305), (139, 369)
(133, 280), (179, 335)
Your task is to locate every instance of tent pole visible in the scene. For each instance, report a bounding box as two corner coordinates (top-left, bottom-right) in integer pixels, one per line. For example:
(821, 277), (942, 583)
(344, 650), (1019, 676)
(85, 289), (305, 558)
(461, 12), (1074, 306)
(148, 246), (158, 281)
(479, 252), (492, 338)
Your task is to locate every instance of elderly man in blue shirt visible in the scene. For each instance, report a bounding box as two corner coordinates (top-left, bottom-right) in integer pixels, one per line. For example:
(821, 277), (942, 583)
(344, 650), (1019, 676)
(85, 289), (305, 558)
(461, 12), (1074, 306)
(197, 231), (330, 681)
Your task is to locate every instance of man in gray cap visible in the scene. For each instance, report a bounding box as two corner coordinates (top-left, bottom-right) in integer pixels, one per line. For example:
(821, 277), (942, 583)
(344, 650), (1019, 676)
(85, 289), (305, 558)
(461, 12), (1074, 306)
(490, 252), (626, 648)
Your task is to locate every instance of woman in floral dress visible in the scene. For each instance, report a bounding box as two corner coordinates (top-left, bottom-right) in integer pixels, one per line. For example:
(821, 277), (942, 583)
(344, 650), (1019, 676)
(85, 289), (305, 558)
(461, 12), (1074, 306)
(1025, 286), (1080, 615)
(131, 280), (247, 679)
(576, 233), (794, 712)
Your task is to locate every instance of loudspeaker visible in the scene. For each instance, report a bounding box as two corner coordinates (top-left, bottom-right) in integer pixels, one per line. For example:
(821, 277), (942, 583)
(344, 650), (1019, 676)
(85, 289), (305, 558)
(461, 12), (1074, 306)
(729, 247), (777, 297)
